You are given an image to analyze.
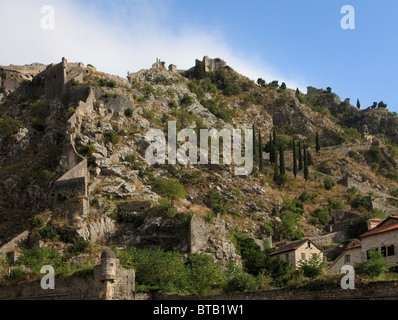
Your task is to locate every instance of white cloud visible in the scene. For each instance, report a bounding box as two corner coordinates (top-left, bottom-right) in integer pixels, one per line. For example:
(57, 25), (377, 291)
(0, 0), (307, 91)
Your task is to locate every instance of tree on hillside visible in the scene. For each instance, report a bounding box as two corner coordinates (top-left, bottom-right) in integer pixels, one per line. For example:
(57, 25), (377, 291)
(303, 145), (309, 181)
(295, 88), (300, 97)
(193, 60), (206, 80)
(152, 177), (186, 204)
(378, 101), (387, 109)
(273, 151), (279, 182)
(269, 133), (274, 164)
(293, 138), (297, 178)
(257, 78), (266, 88)
(357, 99), (361, 109)
(316, 132), (321, 153)
(279, 145), (285, 176)
(298, 140), (303, 171)
(280, 82), (287, 90)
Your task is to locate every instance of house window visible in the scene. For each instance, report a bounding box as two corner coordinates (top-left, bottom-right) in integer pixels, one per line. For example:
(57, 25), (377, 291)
(307, 241), (311, 249)
(345, 255), (351, 263)
(301, 253), (306, 260)
(381, 246), (387, 257)
(387, 245), (395, 256)
(285, 254), (289, 261)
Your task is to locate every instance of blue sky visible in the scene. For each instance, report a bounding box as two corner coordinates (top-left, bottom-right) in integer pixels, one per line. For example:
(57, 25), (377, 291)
(1, 0), (397, 111)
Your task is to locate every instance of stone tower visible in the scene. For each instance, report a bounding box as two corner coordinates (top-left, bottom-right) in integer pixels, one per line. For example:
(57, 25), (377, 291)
(95, 249), (118, 282)
(93, 249), (136, 300)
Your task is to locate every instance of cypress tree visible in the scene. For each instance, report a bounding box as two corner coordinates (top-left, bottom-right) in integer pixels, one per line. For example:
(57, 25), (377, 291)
(272, 128), (277, 164)
(273, 150), (279, 182)
(269, 133), (273, 164)
(304, 145), (309, 181)
(279, 145), (285, 176)
(259, 130), (264, 172)
(316, 132), (321, 153)
(357, 99), (361, 109)
(293, 138), (297, 178)
(298, 140), (303, 171)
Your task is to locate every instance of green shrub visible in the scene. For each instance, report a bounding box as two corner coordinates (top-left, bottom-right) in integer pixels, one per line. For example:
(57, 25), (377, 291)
(231, 231), (291, 279)
(168, 100), (178, 109)
(154, 75), (172, 86)
(351, 194), (371, 211)
(188, 81), (205, 100)
(141, 84), (155, 97)
(207, 189), (228, 215)
(98, 78), (116, 88)
(69, 238), (91, 255)
(151, 177), (186, 203)
(9, 268), (28, 282)
(280, 211), (305, 240)
(180, 94), (193, 107)
(29, 216), (44, 228)
(348, 210), (386, 238)
(117, 248), (190, 295)
(224, 273), (259, 293)
(223, 83), (242, 96)
(186, 254), (224, 295)
(152, 199), (179, 217)
(36, 226), (58, 240)
(311, 207), (332, 226)
(324, 177), (336, 190)
(79, 143), (96, 156)
(103, 130), (119, 145)
(391, 188), (398, 197)
(298, 253), (325, 278)
(19, 247), (63, 275)
(0, 117), (21, 139)
(354, 249), (390, 278)
(57, 191), (75, 201)
(298, 191), (317, 204)
(124, 108), (133, 117)
(31, 118), (46, 131)
(115, 207), (133, 223)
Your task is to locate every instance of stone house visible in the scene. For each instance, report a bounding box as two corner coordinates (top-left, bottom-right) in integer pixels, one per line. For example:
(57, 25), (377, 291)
(270, 239), (324, 269)
(329, 216), (398, 273)
(328, 243), (362, 273)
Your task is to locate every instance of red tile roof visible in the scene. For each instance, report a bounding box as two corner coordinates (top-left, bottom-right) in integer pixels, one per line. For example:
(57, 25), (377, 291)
(360, 221), (398, 238)
(345, 244), (361, 250)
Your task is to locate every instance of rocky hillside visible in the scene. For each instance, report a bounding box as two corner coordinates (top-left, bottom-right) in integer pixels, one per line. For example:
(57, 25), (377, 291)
(1, 56), (398, 273)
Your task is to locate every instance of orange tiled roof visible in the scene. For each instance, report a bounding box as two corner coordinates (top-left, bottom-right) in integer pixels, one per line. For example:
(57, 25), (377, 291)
(345, 244), (361, 250)
(360, 222), (398, 238)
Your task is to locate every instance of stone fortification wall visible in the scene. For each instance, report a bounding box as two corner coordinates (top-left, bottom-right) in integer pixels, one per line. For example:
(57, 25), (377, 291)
(155, 280), (398, 300)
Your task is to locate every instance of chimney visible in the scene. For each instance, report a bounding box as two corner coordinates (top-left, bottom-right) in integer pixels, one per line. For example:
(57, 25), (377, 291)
(367, 218), (382, 230)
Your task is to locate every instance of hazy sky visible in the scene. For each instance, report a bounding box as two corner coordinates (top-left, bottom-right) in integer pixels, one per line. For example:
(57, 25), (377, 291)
(1, 0), (397, 111)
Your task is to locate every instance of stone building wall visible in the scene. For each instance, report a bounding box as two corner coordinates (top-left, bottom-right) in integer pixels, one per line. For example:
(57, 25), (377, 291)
(360, 231), (398, 268)
(328, 246), (362, 273)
